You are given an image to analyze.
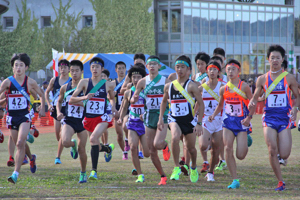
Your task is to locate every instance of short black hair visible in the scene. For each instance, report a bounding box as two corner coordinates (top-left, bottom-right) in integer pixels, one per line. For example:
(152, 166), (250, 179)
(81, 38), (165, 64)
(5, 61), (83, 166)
(147, 55), (160, 62)
(210, 56), (223, 64)
(134, 53), (146, 62)
(225, 59), (241, 69)
(267, 45), (285, 59)
(58, 59), (70, 67)
(175, 55), (192, 68)
(11, 53), (31, 67)
(115, 61), (126, 69)
(102, 69), (110, 77)
(282, 59), (288, 70)
(70, 60), (83, 71)
(213, 47), (226, 58)
(90, 57), (104, 67)
(206, 61), (221, 71)
(128, 64), (147, 79)
(195, 52), (210, 64)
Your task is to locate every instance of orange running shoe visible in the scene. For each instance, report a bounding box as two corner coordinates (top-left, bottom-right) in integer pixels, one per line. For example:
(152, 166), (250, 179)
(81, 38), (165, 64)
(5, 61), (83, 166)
(200, 163), (209, 173)
(162, 140), (171, 161)
(158, 176), (167, 185)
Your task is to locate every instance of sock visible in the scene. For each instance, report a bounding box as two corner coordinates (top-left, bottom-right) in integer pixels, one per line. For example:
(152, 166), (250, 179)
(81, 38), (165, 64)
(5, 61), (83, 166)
(161, 175), (166, 178)
(222, 160), (226, 163)
(234, 179), (239, 182)
(123, 151), (127, 154)
(91, 145), (100, 171)
(125, 138), (128, 141)
(100, 144), (111, 153)
(203, 161), (209, 164)
(81, 171), (86, 174)
(191, 167), (196, 170)
(13, 171), (19, 177)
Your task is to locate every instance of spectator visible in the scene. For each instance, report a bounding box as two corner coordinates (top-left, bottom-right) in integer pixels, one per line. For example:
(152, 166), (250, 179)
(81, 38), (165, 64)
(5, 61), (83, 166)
(248, 78), (256, 94)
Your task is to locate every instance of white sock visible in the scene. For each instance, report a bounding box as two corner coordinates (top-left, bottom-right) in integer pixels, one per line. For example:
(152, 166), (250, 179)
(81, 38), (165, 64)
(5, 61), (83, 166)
(123, 151), (127, 154)
(203, 161), (209, 164)
(222, 160), (226, 163)
(13, 171), (19, 177)
(125, 138), (128, 141)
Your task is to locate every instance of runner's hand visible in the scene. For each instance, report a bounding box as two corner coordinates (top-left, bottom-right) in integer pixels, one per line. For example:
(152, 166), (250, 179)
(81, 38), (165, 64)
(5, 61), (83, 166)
(193, 124), (203, 136)
(127, 83), (133, 90)
(208, 115), (214, 122)
(130, 95), (139, 104)
(85, 93), (94, 100)
(57, 112), (64, 121)
(290, 107), (297, 121)
(241, 117), (251, 127)
(139, 114), (144, 121)
(117, 119), (123, 126)
(48, 105), (54, 112)
(39, 109), (45, 118)
(248, 100), (256, 110)
(157, 119), (164, 131)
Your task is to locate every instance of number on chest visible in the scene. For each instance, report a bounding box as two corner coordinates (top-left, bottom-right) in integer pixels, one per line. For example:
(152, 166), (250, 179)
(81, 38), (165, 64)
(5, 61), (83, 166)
(225, 102), (242, 116)
(171, 100), (189, 116)
(86, 98), (105, 114)
(268, 93), (287, 107)
(8, 95), (27, 110)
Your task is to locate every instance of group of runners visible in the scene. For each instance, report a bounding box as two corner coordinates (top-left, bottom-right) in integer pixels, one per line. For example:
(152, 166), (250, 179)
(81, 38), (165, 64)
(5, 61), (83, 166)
(0, 44), (298, 192)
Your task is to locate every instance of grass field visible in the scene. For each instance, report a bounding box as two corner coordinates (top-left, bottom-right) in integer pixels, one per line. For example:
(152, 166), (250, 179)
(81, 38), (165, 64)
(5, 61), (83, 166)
(0, 114), (300, 199)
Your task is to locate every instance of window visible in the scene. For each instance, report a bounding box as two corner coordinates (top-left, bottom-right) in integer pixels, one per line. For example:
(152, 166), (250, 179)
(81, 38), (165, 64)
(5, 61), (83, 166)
(4, 17), (13, 28)
(159, 10), (168, 32)
(83, 16), (93, 27)
(42, 16), (51, 28)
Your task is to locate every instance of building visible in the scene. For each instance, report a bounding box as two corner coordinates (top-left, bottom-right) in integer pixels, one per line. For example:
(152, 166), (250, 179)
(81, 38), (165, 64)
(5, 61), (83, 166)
(154, 0), (297, 75)
(1, 0), (299, 75)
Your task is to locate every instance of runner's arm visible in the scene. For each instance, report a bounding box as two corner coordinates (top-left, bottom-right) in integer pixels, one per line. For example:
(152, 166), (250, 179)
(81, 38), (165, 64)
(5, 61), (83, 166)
(249, 75), (264, 110)
(157, 83), (170, 131)
(210, 86), (225, 120)
(56, 85), (66, 118)
(120, 75), (130, 94)
(29, 78), (45, 117)
(45, 77), (55, 107)
(107, 82), (117, 115)
(130, 78), (145, 104)
(0, 91), (6, 107)
(192, 83), (204, 122)
(69, 79), (89, 104)
(119, 90), (130, 120)
(288, 74), (300, 120)
(0, 79), (10, 98)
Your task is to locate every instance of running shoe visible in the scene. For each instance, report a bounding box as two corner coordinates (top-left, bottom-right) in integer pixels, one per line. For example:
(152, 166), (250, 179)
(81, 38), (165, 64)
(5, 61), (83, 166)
(278, 155), (288, 166)
(158, 176), (167, 185)
(22, 155), (28, 165)
(54, 157), (62, 164)
(170, 167), (181, 180)
(7, 173), (18, 184)
(0, 130), (4, 143)
(162, 140), (170, 161)
(205, 172), (215, 181)
(70, 139), (78, 159)
(131, 169), (138, 175)
(215, 160), (226, 171)
(26, 132), (34, 144)
(79, 172), (87, 183)
(228, 180), (240, 189)
(88, 170), (97, 180)
(124, 139), (130, 151)
(247, 134), (253, 147)
(180, 164), (189, 176)
(7, 156), (15, 167)
(104, 143), (115, 162)
(138, 151), (144, 159)
(200, 163), (209, 173)
(136, 174), (145, 183)
(275, 181), (286, 191)
(31, 125), (39, 138)
(122, 152), (128, 160)
(190, 167), (199, 183)
(30, 154), (37, 173)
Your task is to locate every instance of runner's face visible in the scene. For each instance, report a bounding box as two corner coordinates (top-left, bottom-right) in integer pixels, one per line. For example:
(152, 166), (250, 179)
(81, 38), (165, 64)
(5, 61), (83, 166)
(134, 59), (145, 65)
(115, 64), (126, 77)
(175, 64), (189, 78)
(131, 74), (143, 86)
(268, 51), (283, 70)
(196, 59), (206, 74)
(226, 65), (239, 79)
(90, 64), (102, 77)
(207, 67), (218, 79)
(101, 73), (109, 80)
(13, 60), (28, 76)
(146, 61), (160, 74)
(59, 65), (70, 76)
(70, 65), (82, 81)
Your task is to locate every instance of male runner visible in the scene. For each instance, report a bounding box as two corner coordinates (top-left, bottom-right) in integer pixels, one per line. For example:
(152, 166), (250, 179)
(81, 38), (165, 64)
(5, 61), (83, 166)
(56, 60), (88, 183)
(192, 52), (210, 84)
(131, 55), (171, 185)
(249, 45), (299, 191)
(158, 55), (204, 183)
(45, 59), (71, 164)
(118, 64), (150, 182)
(69, 57), (117, 180)
(209, 59), (255, 189)
(0, 53), (45, 184)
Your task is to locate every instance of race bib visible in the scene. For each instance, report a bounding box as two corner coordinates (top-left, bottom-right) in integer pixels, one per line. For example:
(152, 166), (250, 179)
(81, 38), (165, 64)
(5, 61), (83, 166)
(8, 94), (27, 110)
(225, 101), (242, 116)
(118, 94), (124, 106)
(170, 99), (189, 117)
(6, 116), (12, 125)
(267, 93), (287, 107)
(130, 104), (144, 119)
(146, 94), (163, 110)
(203, 98), (218, 115)
(86, 97), (105, 115)
(67, 104), (84, 118)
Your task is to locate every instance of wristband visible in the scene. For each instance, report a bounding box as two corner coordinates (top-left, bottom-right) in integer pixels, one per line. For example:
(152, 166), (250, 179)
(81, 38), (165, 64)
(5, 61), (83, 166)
(197, 122), (202, 126)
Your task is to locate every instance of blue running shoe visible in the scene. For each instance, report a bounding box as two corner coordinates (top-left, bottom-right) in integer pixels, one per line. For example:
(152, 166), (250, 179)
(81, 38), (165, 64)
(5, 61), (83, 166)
(247, 134), (253, 147)
(79, 172), (87, 183)
(228, 180), (240, 189)
(88, 170), (97, 180)
(138, 151), (144, 159)
(70, 139), (78, 159)
(275, 181), (286, 191)
(30, 154), (37, 173)
(22, 155), (28, 165)
(104, 144), (115, 162)
(26, 132), (34, 143)
(7, 173), (18, 184)
(54, 157), (61, 164)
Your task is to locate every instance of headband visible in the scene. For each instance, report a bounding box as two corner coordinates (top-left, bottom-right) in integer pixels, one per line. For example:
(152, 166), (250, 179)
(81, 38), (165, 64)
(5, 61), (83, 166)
(207, 64), (220, 71)
(226, 63), (240, 69)
(91, 61), (104, 67)
(59, 63), (69, 66)
(175, 60), (190, 68)
(146, 58), (160, 65)
(132, 71), (140, 75)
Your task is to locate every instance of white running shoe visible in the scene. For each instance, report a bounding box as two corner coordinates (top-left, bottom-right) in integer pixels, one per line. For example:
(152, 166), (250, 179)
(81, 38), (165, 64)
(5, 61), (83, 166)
(205, 173), (215, 181)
